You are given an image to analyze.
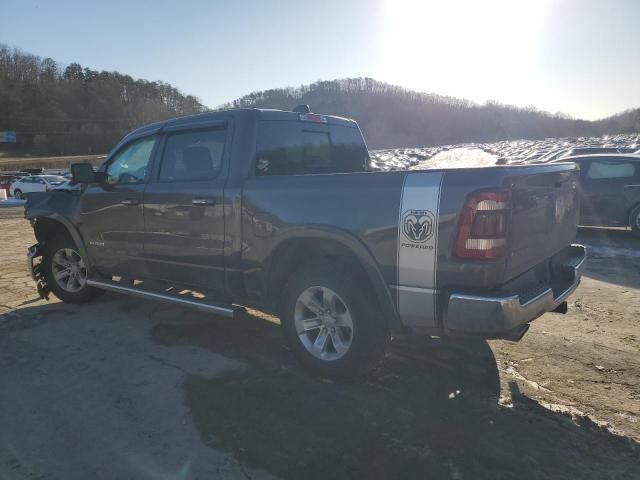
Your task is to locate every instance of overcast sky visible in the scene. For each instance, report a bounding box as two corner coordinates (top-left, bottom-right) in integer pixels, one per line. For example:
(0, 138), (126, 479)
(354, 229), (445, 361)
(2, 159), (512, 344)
(3, 0), (639, 119)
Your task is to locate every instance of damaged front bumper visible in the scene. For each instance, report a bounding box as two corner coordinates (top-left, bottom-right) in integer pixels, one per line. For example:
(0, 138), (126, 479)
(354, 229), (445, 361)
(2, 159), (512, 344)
(27, 243), (50, 300)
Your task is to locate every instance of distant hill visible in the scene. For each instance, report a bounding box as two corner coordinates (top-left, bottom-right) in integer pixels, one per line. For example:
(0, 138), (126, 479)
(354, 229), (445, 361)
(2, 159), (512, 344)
(0, 45), (205, 156)
(221, 78), (640, 149)
(2, 43), (638, 156)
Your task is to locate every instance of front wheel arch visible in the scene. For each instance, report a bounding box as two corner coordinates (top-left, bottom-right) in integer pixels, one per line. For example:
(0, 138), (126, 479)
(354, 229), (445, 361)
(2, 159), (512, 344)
(31, 216), (91, 268)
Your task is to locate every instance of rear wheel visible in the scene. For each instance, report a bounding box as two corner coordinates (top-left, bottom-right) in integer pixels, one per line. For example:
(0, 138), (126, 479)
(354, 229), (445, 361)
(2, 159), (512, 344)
(629, 204), (640, 236)
(280, 261), (388, 378)
(43, 236), (103, 303)
(13, 189), (23, 199)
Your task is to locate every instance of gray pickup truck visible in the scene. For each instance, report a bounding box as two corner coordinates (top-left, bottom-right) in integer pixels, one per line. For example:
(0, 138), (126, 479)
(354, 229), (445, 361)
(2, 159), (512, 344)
(25, 107), (586, 377)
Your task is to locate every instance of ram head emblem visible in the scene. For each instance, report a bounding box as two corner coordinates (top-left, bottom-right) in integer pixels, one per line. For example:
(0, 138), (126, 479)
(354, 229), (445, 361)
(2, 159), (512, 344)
(402, 210), (435, 243)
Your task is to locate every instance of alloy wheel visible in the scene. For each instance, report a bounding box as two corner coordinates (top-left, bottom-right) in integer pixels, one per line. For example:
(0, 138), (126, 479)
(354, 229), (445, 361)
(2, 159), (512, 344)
(52, 248), (87, 293)
(293, 286), (354, 361)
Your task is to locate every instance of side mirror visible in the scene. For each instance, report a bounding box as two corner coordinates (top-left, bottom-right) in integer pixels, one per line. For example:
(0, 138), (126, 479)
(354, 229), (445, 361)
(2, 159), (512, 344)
(70, 163), (96, 183)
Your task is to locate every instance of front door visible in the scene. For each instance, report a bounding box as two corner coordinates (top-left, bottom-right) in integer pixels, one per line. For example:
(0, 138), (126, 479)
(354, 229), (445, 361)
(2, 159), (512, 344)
(579, 158), (639, 226)
(78, 135), (158, 278)
(142, 125), (229, 294)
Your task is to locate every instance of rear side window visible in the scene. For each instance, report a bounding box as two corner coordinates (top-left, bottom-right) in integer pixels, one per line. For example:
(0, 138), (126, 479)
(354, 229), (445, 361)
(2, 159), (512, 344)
(159, 128), (226, 182)
(255, 121), (368, 176)
(586, 160), (636, 180)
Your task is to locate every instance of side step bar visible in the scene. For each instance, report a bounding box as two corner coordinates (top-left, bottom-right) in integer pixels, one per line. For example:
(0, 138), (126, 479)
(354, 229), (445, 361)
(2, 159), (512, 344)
(86, 279), (237, 317)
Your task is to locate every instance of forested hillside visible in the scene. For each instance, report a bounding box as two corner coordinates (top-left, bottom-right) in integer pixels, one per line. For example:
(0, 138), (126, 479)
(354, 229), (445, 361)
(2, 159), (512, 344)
(223, 78), (640, 149)
(2, 45), (639, 155)
(0, 45), (204, 156)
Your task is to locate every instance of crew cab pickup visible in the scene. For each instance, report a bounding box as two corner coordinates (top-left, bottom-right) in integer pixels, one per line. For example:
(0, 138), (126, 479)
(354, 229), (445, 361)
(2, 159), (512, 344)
(25, 107), (586, 377)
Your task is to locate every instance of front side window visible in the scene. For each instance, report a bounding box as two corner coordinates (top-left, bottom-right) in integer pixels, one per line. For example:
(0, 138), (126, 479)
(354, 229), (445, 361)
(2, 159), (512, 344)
(158, 128), (226, 182)
(586, 160), (636, 180)
(106, 137), (157, 185)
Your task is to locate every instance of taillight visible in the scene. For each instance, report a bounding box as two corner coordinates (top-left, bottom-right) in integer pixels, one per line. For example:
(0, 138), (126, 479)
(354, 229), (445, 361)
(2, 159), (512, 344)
(454, 191), (508, 259)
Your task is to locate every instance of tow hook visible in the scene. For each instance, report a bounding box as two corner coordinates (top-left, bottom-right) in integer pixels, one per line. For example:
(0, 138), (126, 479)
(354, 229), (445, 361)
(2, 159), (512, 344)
(27, 243), (50, 300)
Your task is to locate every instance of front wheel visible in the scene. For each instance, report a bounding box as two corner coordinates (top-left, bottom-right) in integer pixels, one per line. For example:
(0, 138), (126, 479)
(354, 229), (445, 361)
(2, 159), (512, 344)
(43, 236), (103, 303)
(13, 189), (23, 199)
(629, 204), (640, 236)
(280, 261), (388, 378)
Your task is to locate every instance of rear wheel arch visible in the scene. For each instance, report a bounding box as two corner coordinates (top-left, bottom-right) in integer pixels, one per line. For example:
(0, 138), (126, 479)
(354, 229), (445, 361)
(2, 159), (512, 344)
(628, 202), (640, 233)
(263, 230), (400, 333)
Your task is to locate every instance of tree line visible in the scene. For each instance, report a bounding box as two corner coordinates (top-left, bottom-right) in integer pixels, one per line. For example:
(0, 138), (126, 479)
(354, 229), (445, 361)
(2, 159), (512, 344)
(0, 45), (204, 156)
(222, 78), (640, 149)
(1, 45), (638, 156)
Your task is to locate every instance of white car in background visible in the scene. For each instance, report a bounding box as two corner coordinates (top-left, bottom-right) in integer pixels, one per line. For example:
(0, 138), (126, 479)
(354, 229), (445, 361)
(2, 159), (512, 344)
(9, 175), (68, 199)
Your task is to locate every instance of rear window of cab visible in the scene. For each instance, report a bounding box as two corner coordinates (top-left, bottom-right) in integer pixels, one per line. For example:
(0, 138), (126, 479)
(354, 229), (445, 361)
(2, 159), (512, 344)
(255, 120), (369, 176)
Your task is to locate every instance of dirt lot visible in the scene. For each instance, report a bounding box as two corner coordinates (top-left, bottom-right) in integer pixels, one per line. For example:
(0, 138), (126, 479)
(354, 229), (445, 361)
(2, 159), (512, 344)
(0, 206), (638, 479)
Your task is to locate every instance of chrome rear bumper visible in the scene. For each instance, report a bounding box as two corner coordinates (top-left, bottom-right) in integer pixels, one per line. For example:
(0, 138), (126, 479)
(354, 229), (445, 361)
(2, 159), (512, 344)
(445, 244), (586, 339)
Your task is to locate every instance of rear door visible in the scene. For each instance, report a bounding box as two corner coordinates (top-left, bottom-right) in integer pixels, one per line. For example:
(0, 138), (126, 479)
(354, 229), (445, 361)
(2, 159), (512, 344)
(579, 158), (638, 226)
(142, 123), (229, 293)
(14, 177), (31, 194)
(33, 177), (48, 193)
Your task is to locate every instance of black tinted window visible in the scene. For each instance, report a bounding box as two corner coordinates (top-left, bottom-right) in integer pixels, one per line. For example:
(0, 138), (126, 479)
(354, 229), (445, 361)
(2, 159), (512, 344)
(159, 128), (226, 182)
(586, 160), (636, 179)
(255, 121), (368, 176)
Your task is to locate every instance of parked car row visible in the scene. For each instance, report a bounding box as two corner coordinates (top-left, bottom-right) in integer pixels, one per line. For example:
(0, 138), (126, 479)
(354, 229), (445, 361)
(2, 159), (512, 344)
(8, 174), (68, 199)
(369, 133), (640, 233)
(0, 170), (72, 199)
(551, 154), (640, 233)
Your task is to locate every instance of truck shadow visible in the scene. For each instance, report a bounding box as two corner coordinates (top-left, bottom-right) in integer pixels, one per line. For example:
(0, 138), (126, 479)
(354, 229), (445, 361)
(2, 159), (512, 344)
(577, 227), (640, 289)
(150, 306), (639, 480)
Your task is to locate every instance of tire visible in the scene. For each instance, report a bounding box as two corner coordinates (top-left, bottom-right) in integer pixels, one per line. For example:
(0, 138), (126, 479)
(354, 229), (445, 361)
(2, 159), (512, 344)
(280, 261), (388, 378)
(13, 189), (22, 199)
(629, 204), (640, 236)
(43, 235), (103, 304)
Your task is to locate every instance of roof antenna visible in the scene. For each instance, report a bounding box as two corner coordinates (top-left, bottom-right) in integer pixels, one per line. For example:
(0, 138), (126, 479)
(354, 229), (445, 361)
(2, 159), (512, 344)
(293, 104), (311, 113)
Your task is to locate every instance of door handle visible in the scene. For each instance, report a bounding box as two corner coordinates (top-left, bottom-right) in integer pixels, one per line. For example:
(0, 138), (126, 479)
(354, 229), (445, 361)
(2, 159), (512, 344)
(121, 199), (139, 206)
(191, 198), (215, 206)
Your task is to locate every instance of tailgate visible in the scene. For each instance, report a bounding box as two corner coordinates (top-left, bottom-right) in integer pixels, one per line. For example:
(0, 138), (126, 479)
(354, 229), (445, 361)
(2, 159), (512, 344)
(436, 163), (581, 292)
(505, 166), (580, 279)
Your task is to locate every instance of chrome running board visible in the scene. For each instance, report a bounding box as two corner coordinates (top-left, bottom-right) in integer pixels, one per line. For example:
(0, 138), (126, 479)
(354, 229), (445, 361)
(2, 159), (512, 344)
(86, 279), (237, 317)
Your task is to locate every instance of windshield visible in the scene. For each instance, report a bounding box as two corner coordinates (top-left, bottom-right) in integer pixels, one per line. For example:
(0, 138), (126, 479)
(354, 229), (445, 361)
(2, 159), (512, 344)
(41, 175), (67, 183)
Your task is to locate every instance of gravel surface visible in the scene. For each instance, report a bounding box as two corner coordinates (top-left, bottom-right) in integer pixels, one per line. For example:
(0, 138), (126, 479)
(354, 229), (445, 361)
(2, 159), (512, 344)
(0, 206), (638, 480)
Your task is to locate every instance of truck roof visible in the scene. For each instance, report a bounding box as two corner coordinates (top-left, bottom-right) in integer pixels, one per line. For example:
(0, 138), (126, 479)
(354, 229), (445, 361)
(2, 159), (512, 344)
(122, 107), (357, 143)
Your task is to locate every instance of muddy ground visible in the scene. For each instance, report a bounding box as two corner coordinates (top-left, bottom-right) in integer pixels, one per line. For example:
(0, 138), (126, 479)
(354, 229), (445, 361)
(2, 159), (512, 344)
(0, 206), (638, 479)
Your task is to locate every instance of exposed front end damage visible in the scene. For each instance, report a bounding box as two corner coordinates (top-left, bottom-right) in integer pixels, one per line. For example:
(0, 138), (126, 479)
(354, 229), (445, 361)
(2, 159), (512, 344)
(27, 243), (50, 300)
(24, 190), (82, 300)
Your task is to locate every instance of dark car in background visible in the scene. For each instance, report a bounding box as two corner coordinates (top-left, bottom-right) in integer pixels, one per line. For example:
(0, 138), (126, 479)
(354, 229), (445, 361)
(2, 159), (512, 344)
(541, 146), (632, 163)
(555, 154), (640, 233)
